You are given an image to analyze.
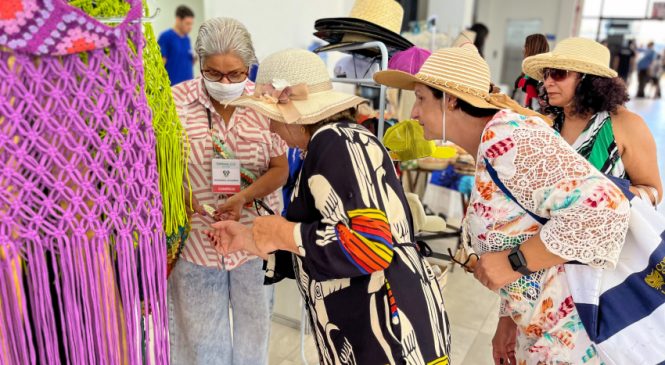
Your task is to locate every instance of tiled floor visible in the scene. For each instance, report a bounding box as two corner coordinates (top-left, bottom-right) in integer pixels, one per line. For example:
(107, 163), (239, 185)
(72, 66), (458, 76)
(268, 257), (500, 365)
(268, 97), (665, 364)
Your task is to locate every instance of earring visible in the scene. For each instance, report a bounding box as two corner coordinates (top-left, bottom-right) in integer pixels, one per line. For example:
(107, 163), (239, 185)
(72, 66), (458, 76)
(300, 126), (306, 133)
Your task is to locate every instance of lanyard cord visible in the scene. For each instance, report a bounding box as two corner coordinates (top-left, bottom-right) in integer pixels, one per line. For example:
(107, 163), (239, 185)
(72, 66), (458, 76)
(206, 108), (213, 130)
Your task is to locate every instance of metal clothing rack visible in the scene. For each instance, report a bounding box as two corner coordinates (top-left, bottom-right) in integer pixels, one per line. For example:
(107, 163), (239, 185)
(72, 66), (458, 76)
(95, 2), (161, 23)
(317, 41), (390, 141)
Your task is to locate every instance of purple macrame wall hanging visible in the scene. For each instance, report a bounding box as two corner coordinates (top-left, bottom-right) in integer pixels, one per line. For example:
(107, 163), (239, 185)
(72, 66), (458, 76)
(0, 0), (168, 364)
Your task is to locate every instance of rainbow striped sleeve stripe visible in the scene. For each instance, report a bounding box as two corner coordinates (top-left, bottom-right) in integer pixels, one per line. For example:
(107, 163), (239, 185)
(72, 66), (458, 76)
(335, 208), (395, 274)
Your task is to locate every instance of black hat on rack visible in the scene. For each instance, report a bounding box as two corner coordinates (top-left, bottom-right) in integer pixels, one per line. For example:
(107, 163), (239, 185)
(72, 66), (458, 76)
(313, 0), (413, 57)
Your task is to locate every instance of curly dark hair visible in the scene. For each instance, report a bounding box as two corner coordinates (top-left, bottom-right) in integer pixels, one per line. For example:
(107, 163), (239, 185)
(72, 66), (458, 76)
(540, 74), (629, 117)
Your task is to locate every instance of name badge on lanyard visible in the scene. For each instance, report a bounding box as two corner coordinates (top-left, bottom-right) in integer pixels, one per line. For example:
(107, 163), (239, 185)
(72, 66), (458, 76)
(207, 108), (242, 194)
(212, 159), (241, 193)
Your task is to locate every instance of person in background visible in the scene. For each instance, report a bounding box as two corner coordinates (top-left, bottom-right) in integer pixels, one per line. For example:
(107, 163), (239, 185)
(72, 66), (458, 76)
(469, 23), (489, 58)
(636, 41), (656, 97)
(158, 5), (195, 85)
(281, 147), (303, 216)
(512, 34), (549, 110)
(648, 52), (662, 98)
(169, 17), (288, 365)
(615, 39), (636, 84)
(524, 37), (662, 206)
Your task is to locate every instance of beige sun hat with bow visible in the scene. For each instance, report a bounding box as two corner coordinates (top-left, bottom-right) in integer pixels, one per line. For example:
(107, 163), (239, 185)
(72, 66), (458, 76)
(522, 37), (618, 81)
(230, 49), (365, 125)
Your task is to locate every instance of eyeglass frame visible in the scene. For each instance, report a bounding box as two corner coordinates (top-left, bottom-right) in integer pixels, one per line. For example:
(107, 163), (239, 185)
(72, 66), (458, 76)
(447, 247), (479, 273)
(254, 199), (276, 216)
(200, 61), (249, 83)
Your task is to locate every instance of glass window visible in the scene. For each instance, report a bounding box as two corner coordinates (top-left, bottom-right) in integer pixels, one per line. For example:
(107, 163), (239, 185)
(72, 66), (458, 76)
(583, 0), (603, 17)
(602, 0), (649, 18)
(580, 18), (601, 39)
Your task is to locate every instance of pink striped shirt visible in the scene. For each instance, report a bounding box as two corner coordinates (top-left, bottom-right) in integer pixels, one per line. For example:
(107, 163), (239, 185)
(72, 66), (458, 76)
(172, 78), (287, 270)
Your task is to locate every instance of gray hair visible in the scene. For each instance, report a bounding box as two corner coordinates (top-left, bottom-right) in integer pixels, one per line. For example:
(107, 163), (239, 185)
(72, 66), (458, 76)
(195, 17), (258, 67)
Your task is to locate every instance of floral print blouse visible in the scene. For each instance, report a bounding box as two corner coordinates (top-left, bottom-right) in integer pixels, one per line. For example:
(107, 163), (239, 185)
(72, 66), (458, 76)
(464, 109), (630, 364)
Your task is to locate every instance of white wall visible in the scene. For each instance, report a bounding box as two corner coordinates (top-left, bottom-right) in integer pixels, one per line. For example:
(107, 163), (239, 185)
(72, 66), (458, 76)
(427, 0), (475, 40)
(475, 0), (580, 84)
(150, 0), (205, 74)
(152, 0), (205, 44)
(203, 0), (355, 61)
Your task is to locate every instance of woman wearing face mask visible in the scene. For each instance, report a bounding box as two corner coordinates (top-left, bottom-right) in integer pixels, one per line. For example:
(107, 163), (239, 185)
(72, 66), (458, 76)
(374, 45), (630, 365)
(209, 49), (452, 365)
(169, 17), (288, 365)
(524, 37), (662, 206)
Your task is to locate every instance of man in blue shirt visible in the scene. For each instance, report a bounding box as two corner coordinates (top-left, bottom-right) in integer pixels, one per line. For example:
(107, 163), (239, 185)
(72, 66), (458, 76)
(637, 41), (656, 98)
(158, 6), (195, 85)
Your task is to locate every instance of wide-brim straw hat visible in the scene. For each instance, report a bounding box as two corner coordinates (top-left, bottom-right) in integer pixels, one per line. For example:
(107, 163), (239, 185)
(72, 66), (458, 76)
(522, 37), (618, 81)
(313, 27), (413, 57)
(313, 0), (413, 55)
(230, 49), (365, 125)
(374, 44), (498, 110)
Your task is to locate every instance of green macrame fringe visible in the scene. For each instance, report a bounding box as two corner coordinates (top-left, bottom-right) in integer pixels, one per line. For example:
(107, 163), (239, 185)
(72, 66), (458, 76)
(68, 0), (190, 268)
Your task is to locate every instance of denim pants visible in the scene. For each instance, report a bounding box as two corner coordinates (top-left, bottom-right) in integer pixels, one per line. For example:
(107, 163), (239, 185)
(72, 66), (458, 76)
(168, 259), (272, 365)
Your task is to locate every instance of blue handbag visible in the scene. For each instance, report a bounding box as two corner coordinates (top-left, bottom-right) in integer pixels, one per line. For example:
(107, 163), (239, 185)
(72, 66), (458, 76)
(484, 158), (665, 365)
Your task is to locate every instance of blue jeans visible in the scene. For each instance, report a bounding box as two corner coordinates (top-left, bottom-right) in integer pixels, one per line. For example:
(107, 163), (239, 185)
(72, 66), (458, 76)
(168, 259), (272, 365)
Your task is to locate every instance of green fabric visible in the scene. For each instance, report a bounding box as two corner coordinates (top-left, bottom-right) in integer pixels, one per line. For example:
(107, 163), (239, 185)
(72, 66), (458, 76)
(68, 0), (189, 269)
(143, 16), (189, 268)
(555, 111), (626, 179)
(587, 120), (614, 171)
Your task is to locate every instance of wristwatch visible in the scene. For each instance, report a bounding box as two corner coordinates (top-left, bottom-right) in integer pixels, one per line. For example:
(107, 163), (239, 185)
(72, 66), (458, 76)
(508, 245), (534, 276)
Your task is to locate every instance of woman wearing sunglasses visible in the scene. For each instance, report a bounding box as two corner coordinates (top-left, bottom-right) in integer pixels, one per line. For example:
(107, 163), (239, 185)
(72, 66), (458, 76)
(523, 37), (662, 206)
(374, 44), (630, 365)
(168, 17), (288, 365)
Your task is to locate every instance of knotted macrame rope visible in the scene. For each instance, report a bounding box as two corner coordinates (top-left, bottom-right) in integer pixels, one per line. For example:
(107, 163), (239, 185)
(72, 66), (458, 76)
(0, 0), (169, 364)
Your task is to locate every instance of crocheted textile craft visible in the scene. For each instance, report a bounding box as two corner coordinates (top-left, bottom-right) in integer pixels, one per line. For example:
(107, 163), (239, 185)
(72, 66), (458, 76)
(0, 0), (168, 364)
(141, 8), (189, 275)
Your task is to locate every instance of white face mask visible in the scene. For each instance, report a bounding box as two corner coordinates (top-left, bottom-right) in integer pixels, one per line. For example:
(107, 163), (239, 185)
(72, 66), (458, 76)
(204, 78), (247, 103)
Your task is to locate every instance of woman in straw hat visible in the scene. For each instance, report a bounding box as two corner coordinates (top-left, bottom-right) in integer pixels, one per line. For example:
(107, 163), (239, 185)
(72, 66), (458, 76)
(209, 49), (452, 365)
(374, 44), (630, 365)
(523, 37), (662, 206)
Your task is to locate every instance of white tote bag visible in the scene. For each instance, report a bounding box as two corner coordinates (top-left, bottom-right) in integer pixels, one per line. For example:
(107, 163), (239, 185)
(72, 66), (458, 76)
(485, 158), (665, 364)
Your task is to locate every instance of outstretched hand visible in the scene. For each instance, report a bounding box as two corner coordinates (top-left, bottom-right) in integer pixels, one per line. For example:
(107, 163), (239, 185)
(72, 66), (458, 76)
(214, 193), (247, 221)
(205, 221), (267, 259)
(206, 216), (294, 260)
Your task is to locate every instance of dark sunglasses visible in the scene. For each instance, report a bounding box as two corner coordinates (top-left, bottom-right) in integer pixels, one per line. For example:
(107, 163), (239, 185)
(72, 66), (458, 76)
(542, 68), (570, 82)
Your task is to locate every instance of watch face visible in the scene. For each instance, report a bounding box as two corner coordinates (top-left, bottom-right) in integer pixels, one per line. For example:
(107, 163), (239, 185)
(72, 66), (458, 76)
(508, 252), (522, 270)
